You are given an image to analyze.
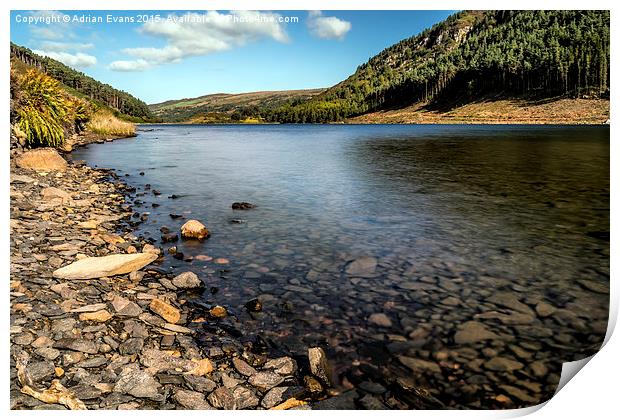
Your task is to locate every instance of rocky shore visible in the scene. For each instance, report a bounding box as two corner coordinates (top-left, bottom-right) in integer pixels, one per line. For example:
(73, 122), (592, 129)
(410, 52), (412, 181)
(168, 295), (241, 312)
(9, 144), (337, 410)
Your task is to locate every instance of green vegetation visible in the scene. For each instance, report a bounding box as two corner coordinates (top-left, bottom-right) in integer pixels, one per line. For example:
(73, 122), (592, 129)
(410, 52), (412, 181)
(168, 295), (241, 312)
(11, 43), (153, 121)
(150, 89), (324, 123)
(11, 68), (84, 147)
(265, 10), (610, 123)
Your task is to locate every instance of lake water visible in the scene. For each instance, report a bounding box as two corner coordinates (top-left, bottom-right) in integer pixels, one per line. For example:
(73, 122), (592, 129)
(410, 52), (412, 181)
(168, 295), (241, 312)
(72, 124), (609, 407)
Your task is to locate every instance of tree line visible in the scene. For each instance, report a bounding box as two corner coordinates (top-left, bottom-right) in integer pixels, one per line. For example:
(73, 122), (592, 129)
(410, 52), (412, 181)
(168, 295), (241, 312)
(263, 10), (609, 123)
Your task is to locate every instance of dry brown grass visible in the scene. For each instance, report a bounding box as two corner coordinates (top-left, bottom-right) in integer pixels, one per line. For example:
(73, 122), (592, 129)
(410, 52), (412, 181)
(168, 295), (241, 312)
(87, 110), (135, 137)
(349, 98), (610, 125)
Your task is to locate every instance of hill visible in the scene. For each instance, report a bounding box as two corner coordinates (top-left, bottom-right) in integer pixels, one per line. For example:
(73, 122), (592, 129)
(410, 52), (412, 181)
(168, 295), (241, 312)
(150, 89), (324, 123)
(265, 10), (609, 123)
(11, 43), (153, 122)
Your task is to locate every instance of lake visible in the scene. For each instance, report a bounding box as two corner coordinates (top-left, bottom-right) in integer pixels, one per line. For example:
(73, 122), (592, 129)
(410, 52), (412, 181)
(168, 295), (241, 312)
(72, 124), (609, 407)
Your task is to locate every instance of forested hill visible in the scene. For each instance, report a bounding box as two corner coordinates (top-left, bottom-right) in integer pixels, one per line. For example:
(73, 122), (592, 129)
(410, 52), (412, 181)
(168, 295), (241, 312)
(266, 10), (610, 123)
(10, 43), (153, 121)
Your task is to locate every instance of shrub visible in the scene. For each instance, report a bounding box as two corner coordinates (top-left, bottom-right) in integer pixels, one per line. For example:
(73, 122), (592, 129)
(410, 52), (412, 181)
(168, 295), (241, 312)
(15, 69), (70, 148)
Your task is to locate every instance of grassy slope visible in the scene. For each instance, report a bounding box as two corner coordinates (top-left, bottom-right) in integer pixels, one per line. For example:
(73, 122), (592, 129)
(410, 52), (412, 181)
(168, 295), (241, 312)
(150, 88), (325, 121)
(348, 96), (610, 124)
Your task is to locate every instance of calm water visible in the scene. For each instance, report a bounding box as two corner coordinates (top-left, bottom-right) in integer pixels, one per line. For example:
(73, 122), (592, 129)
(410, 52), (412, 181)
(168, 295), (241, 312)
(72, 124), (609, 406)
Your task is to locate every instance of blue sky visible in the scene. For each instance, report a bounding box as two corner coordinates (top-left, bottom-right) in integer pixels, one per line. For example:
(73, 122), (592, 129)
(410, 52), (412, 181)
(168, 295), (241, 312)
(11, 10), (455, 104)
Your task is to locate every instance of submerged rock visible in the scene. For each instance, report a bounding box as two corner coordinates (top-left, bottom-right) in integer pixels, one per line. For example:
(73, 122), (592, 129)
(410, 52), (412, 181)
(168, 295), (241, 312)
(345, 256), (377, 277)
(232, 202), (256, 210)
(181, 219), (210, 240)
(454, 321), (499, 344)
(52, 253), (157, 280)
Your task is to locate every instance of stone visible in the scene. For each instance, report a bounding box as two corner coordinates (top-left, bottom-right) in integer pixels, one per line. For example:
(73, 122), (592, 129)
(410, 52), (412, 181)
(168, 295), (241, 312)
(41, 187), (72, 204)
(345, 256), (377, 276)
(485, 357), (524, 372)
(53, 338), (98, 354)
(233, 386), (259, 409)
(70, 303), (108, 313)
(262, 386), (289, 409)
(185, 359), (214, 376)
(487, 292), (535, 316)
(114, 369), (161, 399)
(498, 385), (538, 403)
(142, 244), (160, 255)
(529, 361), (548, 377)
(183, 375), (217, 393)
(15, 148), (67, 172)
(111, 295), (142, 317)
(25, 360), (55, 383)
(149, 298), (181, 324)
(180, 220), (210, 240)
(232, 202), (255, 210)
(577, 279), (609, 294)
(174, 389), (213, 410)
(171, 271), (203, 289)
(35, 347), (61, 360)
(263, 357), (297, 376)
(535, 301), (557, 317)
(79, 310), (113, 323)
(308, 347), (333, 386)
(31, 336), (55, 348)
(53, 253), (157, 280)
(233, 357), (257, 376)
(214, 258), (229, 265)
(454, 321), (499, 344)
(209, 305), (227, 318)
(208, 387), (236, 410)
(398, 356), (442, 374)
(248, 371), (284, 392)
(161, 233), (178, 243)
(368, 313), (392, 327)
(359, 394), (389, 410)
(119, 338), (144, 355)
(245, 298), (262, 312)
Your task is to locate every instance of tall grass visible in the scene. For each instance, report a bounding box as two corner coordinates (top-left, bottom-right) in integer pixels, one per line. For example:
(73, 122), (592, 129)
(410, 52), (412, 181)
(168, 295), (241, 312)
(15, 69), (69, 147)
(86, 110), (136, 137)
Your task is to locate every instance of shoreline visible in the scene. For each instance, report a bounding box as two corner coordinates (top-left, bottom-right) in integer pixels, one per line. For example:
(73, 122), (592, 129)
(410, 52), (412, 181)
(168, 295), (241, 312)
(9, 133), (333, 410)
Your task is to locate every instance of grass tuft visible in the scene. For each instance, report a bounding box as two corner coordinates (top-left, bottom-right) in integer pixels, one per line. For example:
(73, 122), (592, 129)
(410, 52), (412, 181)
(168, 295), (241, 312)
(86, 110), (136, 137)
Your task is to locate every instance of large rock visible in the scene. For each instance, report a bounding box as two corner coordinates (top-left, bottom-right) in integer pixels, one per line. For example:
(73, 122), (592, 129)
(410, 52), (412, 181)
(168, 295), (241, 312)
(181, 220), (210, 240)
(171, 271), (203, 289)
(15, 148), (67, 172)
(53, 253), (157, 280)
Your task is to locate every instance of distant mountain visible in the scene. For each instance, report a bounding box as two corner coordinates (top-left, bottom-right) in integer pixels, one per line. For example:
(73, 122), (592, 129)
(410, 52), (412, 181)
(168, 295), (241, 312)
(11, 43), (153, 121)
(266, 10), (610, 123)
(150, 89), (325, 123)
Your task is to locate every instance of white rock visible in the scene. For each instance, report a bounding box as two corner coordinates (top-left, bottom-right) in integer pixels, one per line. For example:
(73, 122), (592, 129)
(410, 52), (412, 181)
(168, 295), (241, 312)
(53, 253), (157, 280)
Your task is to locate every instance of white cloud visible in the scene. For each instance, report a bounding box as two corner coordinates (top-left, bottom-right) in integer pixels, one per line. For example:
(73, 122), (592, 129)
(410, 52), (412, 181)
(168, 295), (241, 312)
(108, 59), (151, 72)
(307, 11), (351, 40)
(33, 50), (97, 68)
(39, 41), (95, 52)
(109, 10), (290, 72)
